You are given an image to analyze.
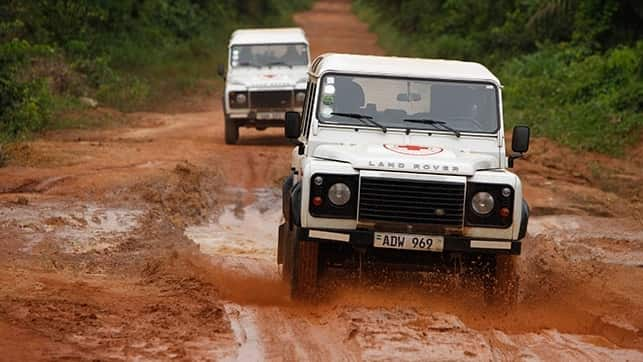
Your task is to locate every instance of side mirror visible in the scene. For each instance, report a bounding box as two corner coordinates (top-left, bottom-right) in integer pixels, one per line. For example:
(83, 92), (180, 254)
(508, 125), (530, 167)
(217, 64), (225, 78)
(285, 111), (301, 139)
(512, 125), (530, 153)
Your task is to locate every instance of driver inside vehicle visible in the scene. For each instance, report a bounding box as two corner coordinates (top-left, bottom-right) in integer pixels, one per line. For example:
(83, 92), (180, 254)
(320, 74), (499, 134)
(333, 78), (366, 114)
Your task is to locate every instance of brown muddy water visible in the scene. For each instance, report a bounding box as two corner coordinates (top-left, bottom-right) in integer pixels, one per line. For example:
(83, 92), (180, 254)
(185, 187), (643, 361)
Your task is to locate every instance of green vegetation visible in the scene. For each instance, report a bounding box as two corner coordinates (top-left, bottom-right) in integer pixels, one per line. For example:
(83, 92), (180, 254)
(0, 0), (311, 142)
(354, 0), (643, 155)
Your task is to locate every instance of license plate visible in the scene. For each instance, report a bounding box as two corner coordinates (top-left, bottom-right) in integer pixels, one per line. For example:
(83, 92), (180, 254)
(374, 232), (444, 252)
(256, 112), (284, 120)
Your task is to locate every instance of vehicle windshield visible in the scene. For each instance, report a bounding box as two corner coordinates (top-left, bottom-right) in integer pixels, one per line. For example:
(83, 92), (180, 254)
(230, 43), (308, 68)
(316, 74), (499, 133)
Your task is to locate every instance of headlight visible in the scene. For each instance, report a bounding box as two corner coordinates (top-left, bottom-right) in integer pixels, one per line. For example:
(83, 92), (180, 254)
(471, 192), (494, 215)
(309, 174), (358, 219)
(295, 91), (306, 104)
(328, 183), (351, 206)
(235, 93), (247, 104)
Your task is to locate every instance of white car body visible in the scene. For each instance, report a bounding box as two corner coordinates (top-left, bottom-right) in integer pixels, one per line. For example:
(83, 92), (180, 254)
(280, 53), (529, 259)
(222, 28), (310, 134)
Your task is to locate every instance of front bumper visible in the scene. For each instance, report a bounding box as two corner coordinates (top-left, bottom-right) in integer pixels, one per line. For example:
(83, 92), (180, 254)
(228, 108), (303, 127)
(302, 227), (522, 255)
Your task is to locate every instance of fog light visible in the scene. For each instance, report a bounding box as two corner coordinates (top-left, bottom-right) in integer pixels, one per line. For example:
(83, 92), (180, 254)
(501, 187), (512, 198)
(499, 207), (510, 218)
(312, 196), (323, 206)
(313, 176), (323, 186)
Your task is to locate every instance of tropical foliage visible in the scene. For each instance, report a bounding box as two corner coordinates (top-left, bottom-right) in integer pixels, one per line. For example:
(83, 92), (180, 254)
(0, 0), (311, 141)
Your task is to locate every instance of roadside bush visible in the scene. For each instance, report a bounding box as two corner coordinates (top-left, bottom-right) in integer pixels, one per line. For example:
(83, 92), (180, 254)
(0, 38), (53, 142)
(96, 76), (151, 112)
(502, 42), (643, 154)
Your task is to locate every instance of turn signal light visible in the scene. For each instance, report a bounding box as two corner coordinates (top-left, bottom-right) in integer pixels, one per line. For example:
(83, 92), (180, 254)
(312, 196), (323, 206)
(499, 207), (510, 218)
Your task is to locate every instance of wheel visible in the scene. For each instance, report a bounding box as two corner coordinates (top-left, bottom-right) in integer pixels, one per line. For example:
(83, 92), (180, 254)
(483, 254), (519, 305)
(282, 228), (319, 298)
(294, 240), (319, 296)
(224, 114), (239, 144)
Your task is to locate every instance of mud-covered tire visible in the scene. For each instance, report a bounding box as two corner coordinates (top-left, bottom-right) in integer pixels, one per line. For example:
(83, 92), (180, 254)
(293, 240), (319, 296)
(483, 255), (519, 305)
(282, 229), (319, 298)
(224, 114), (239, 145)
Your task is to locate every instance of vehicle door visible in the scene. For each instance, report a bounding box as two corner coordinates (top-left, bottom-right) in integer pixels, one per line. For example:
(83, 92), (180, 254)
(292, 79), (317, 183)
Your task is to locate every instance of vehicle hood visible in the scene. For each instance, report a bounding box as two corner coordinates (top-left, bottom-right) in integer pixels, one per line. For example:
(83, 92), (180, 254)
(227, 66), (307, 89)
(312, 143), (499, 176)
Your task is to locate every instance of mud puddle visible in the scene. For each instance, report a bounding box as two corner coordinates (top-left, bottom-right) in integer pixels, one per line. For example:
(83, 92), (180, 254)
(185, 187), (281, 260)
(530, 215), (643, 266)
(184, 188), (643, 361)
(1, 201), (142, 254)
(185, 188), (284, 360)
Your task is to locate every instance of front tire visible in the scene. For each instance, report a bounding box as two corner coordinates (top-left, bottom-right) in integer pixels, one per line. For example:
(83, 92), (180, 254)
(282, 228), (319, 298)
(224, 114), (239, 144)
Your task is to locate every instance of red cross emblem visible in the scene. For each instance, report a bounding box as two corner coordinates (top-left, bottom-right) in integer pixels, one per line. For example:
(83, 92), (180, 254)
(384, 144), (443, 156)
(399, 145), (427, 151)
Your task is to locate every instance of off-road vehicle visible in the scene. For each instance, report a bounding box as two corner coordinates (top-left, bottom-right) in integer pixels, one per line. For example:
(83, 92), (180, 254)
(218, 28), (310, 144)
(278, 53), (530, 302)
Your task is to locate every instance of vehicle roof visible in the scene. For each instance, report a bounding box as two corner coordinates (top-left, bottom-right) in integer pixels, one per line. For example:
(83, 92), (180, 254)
(311, 53), (501, 85)
(230, 27), (308, 45)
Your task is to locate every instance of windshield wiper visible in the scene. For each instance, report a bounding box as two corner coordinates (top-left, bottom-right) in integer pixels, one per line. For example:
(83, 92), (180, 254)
(266, 61), (292, 68)
(403, 118), (461, 137)
(237, 61), (260, 68)
(331, 112), (387, 133)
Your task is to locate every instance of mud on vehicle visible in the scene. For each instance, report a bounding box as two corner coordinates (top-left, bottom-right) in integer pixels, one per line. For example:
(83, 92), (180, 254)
(278, 53), (531, 303)
(218, 28), (310, 144)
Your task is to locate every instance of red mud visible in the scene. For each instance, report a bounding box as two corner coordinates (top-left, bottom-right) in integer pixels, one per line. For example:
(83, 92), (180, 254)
(1, 0), (642, 360)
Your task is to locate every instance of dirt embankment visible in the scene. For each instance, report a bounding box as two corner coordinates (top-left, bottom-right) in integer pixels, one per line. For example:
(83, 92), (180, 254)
(1, 0), (642, 360)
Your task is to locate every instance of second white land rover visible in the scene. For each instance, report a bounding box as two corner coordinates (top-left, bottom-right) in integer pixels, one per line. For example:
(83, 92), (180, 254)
(218, 28), (310, 144)
(278, 53), (531, 303)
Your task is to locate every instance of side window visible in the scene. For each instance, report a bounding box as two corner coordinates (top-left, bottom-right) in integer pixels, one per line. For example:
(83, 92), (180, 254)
(299, 81), (311, 136)
(302, 82), (317, 138)
(300, 81), (316, 138)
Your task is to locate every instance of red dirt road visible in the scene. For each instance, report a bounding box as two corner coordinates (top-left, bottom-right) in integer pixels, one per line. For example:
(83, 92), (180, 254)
(1, 0), (642, 360)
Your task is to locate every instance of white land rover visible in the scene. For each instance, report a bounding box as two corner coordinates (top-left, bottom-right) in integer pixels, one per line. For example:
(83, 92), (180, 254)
(217, 28), (310, 144)
(278, 53), (531, 302)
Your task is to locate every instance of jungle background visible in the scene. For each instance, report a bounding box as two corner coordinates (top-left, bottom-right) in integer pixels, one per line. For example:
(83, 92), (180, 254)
(0, 0), (311, 146)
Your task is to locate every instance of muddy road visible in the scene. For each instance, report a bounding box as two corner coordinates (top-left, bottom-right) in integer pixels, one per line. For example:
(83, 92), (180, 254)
(1, 0), (643, 360)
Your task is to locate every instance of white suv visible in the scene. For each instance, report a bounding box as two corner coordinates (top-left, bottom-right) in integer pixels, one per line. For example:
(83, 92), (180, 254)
(218, 28), (310, 144)
(278, 53), (531, 302)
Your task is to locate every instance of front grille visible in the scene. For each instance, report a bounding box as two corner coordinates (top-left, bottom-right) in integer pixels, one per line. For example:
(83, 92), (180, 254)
(250, 90), (292, 109)
(358, 177), (465, 226)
